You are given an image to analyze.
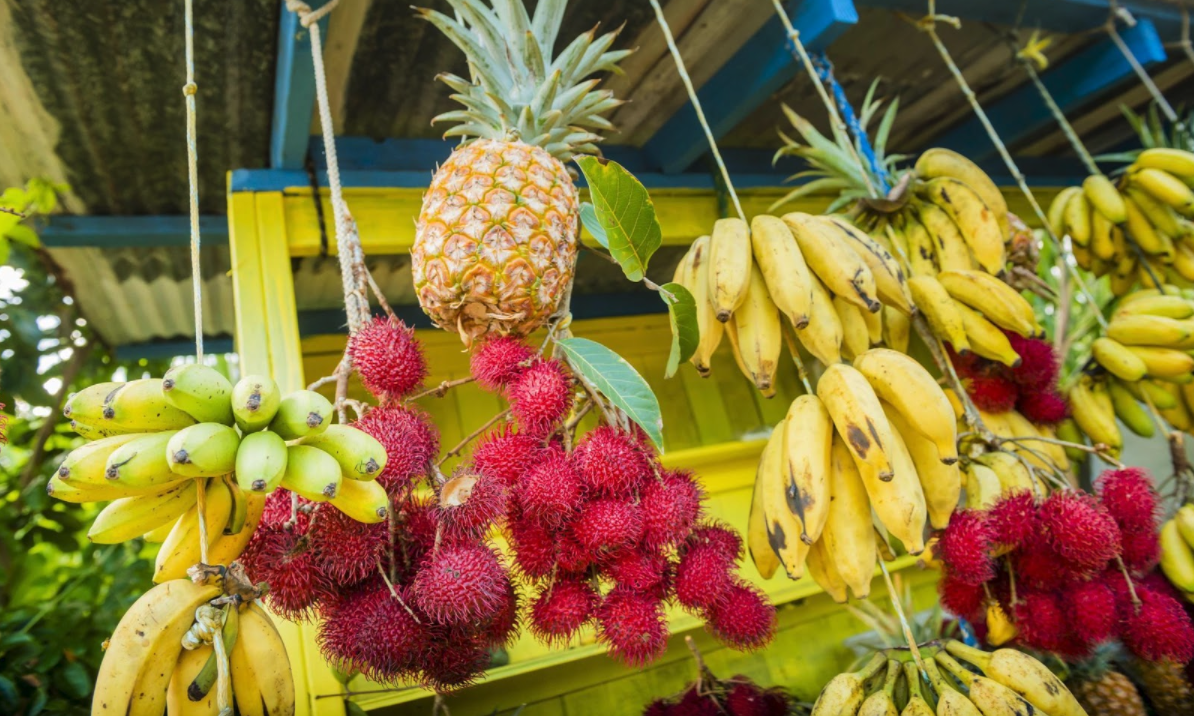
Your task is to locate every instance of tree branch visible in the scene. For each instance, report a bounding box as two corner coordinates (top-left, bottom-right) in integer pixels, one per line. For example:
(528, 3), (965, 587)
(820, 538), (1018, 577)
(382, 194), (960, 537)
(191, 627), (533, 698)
(20, 341), (92, 488)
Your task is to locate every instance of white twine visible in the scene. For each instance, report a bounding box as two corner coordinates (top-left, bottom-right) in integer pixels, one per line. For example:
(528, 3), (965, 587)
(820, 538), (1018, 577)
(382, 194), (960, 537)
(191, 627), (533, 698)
(183, 0), (203, 358)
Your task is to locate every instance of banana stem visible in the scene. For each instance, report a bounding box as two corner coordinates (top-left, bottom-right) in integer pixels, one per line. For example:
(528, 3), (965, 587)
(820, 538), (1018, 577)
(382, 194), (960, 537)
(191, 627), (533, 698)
(196, 477), (210, 566)
(779, 321), (815, 394)
(877, 561), (928, 682)
(913, 314), (994, 446)
(1015, 54), (1101, 176)
(1006, 557), (1019, 606)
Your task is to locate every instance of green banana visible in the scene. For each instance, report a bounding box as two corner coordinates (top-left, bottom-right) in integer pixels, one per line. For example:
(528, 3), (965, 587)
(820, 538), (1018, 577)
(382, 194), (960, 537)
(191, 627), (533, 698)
(1109, 379), (1155, 438)
(162, 364), (235, 425)
(222, 475), (249, 535)
(105, 431), (185, 489)
(87, 481), (198, 544)
(298, 424), (387, 481)
(57, 433), (145, 486)
(231, 374), (282, 433)
(280, 445), (343, 501)
(167, 423), (241, 477)
(234, 430), (289, 494)
(62, 381), (124, 423)
(69, 420), (131, 441)
(269, 390), (334, 440)
(103, 379), (198, 431)
(188, 605), (240, 701)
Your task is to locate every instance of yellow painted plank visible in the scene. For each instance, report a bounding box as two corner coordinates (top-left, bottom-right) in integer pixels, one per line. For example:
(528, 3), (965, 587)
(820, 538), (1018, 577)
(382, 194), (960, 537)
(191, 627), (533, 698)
(255, 192), (306, 392)
(227, 190), (269, 376)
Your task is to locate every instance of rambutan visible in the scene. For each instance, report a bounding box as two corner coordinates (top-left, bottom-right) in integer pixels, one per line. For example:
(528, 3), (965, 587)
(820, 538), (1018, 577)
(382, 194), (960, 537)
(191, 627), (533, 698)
(308, 504), (389, 585)
(987, 492), (1037, 549)
(1005, 332), (1058, 389)
(937, 509), (995, 586)
(484, 582), (520, 648)
(938, 571), (986, 621)
(1096, 467), (1159, 533)
(470, 427), (543, 487)
(240, 525), (327, 621)
(675, 542), (734, 610)
(689, 522), (744, 562)
(1017, 390), (1068, 425)
(574, 426), (654, 496)
(348, 316), (427, 401)
(470, 336), (535, 391)
(1064, 580), (1117, 645)
(1120, 585), (1194, 663)
(705, 581), (776, 651)
(1039, 491), (1121, 570)
(412, 543), (509, 626)
(596, 587), (668, 667)
(515, 452), (582, 527)
(639, 470), (704, 548)
(603, 548), (668, 593)
(508, 517), (557, 579)
(1120, 528), (1161, 575)
(260, 488), (308, 527)
(643, 699), (674, 716)
(316, 576), (425, 682)
(967, 375), (1019, 413)
(557, 532), (594, 575)
(1012, 531), (1069, 591)
(1014, 589), (1067, 653)
(418, 633), (492, 692)
(436, 470), (509, 538)
(725, 681), (790, 716)
(529, 578), (597, 644)
(673, 687), (721, 716)
(572, 498), (643, 554)
(356, 405), (440, 490)
(507, 359), (572, 435)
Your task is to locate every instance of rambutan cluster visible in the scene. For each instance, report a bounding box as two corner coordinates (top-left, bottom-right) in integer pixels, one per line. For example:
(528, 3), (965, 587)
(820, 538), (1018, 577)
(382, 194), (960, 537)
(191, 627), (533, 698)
(642, 675), (792, 716)
(934, 470), (1194, 662)
(950, 331), (1068, 424)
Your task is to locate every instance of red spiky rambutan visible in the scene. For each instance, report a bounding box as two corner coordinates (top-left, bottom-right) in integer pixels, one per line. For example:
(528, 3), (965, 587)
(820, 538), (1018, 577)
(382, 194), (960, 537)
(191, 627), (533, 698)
(529, 578), (597, 644)
(1064, 580), (1117, 645)
(603, 548), (669, 593)
(673, 687), (720, 716)
(643, 699), (673, 716)
(967, 375), (1019, 412)
(418, 632), (492, 692)
(937, 509), (995, 586)
(1012, 531), (1069, 590)
(356, 405), (440, 490)
(675, 542), (734, 610)
(1121, 528), (1161, 575)
(1017, 390), (1069, 425)
(574, 426), (654, 496)
(508, 517), (557, 579)
(1120, 585), (1194, 662)
(1097, 467), (1159, 533)
(987, 492), (1037, 549)
(515, 452), (582, 527)
(938, 571), (986, 621)
(705, 581), (776, 651)
(348, 316), (427, 401)
(596, 587), (668, 667)
(260, 488), (308, 527)
(1039, 491), (1122, 571)
(483, 583), (520, 648)
(316, 576), (425, 682)
(557, 532), (594, 575)
(470, 336), (534, 391)
(572, 498), (643, 554)
(640, 470), (704, 548)
(412, 543), (509, 626)
(308, 505), (389, 585)
(689, 522), (745, 561)
(436, 470), (509, 538)
(240, 525), (327, 621)
(1014, 589), (1067, 653)
(470, 427), (543, 487)
(1005, 332), (1058, 389)
(725, 680), (790, 716)
(507, 359), (572, 435)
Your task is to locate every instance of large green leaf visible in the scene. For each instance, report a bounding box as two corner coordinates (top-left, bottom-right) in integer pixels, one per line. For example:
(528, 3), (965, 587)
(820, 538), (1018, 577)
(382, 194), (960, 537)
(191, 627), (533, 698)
(660, 282), (698, 379)
(556, 337), (664, 450)
(575, 156), (662, 282)
(5, 224), (39, 248)
(579, 202), (608, 249)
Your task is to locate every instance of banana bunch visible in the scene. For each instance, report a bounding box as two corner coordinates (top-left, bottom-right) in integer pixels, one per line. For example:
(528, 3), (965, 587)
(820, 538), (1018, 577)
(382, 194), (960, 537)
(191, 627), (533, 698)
(54, 368), (391, 572)
(94, 578), (295, 716)
(1049, 148), (1194, 295)
(810, 643), (1087, 716)
(748, 352), (961, 599)
(671, 211), (916, 393)
(1064, 287), (1194, 455)
(1159, 504), (1194, 601)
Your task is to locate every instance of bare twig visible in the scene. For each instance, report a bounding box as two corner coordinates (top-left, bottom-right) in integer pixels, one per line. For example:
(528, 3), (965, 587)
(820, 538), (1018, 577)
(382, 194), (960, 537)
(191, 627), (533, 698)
(0, 206), (27, 218)
(580, 246), (673, 298)
(436, 409), (512, 467)
(376, 560), (421, 623)
(20, 341), (91, 487)
(406, 376), (477, 402)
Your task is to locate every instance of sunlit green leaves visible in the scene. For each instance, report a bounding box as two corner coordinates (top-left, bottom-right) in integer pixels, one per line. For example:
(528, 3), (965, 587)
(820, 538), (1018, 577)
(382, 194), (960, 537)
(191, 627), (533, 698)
(556, 337), (664, 450)
(575, 156), (661, 282)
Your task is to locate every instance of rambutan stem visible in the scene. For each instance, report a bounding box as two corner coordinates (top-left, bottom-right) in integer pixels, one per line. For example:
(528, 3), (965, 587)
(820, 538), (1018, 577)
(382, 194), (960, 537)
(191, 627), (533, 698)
(563, 398), (593, 434)
(376, 560), (421, 624)
(363, 267), (396, 322)
(1006, 558), (1019, 606)
(683, 635), (714, 693)
(877, 561), (928, 682)
(435, 408), (512, 468)
(406, 376), (477, 402)
(1116, 556), (1142, 612)
(580, 246), (675, 299)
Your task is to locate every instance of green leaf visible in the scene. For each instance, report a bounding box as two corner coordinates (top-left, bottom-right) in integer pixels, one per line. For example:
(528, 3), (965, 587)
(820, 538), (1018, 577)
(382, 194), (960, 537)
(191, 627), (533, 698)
(28, 688), (47, 716)
(331, 665), (356, 685)
(574, 156), (662, 282)
(56, 661), (90, 700)
(556, 337), (664, 450)
(0, 236), (10, 266)
(345, 702), (368, 716)
(5, 224), (39, 248)
(579, 202), (608, 249)
(660, 282), (698, 379)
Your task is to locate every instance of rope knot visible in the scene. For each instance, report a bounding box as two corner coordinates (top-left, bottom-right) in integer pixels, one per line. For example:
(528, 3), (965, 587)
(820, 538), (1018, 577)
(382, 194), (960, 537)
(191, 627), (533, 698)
(183, 82), (198, 96)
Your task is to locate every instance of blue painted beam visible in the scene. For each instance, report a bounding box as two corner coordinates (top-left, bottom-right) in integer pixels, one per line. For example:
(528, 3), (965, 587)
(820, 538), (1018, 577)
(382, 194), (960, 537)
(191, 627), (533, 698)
(857, 0), (1185, 38)
(42, 216), (229, 248)
(642, 0), (858, 175)
(114, 336), (234, 360)
(270, 3), (331, 169)
(933, 19), (1166, 164)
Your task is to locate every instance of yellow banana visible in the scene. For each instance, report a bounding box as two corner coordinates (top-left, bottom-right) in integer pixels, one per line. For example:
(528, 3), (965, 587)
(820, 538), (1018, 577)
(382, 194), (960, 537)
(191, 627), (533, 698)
(899, 213), (939, 277)
(56, 433), (144, 486)
(885, 404), (960, 530)
(1136, 147), (1194, 178)
(153, 478), (232, 583)
(1090, 208), (1116, 261)
(230, 603), (296, 716)
(810, 654), (888, 715)
(330, 477), (391, 524)
(907, 275), (970, 354)
(205, 493), (266, 567)
(854, 348), (958, 465)
(747, 441), (781, 580)
(857, 660), (899, 716)
(103, 378), (199, 432)
(916, 201), (975, 272)
(1114, 293), (1194, 320)
(1047, 186), (1082, 239)
(945, 641), (1087, 716)
(1127, 344), (1194, 378)
(835, 295), (870, 360)
(47, 475), (162, 504)
(805, 536), (848, 604)
(1002, 410), (1070, 474)
(1108, 313), (1194, 347)
(1160, 519), (1194, 592)
(937, 270), (1040, 338)
(936, 652), (1042, 716)
(1064, 189), (1093, 245)
(1126, 184), (1183, 238)
(822, 435), (876, 600)
(708, 217), (752, 321)
(783, 212), (880, 313)
(300, 424), (387, 483)
(734, 264), (783, 392)
(861, 300), (883, 344)
(915, 147), (1010, 239)
(964, 462), (1003, 510)
(1069, 376), (1123, 455)
(166, 644), (218, 716)
(281, 444), (344, 502)
(1122, 376), (1179, 409)
(1092, 336), (1148, 381)
(143, 519), (177, 543)
(902, 661), (935, 716)
(816, 364), (895, 484)
(795, 275), (843, 366)
(782, 395), (834, 545)
(879, 419), (929, 554)
(922, 177), (1006, 273)
(820, 215), (914, 313)
(105, 431), (186, 490)
(973, 451), (1040, 498)
(687, 236), (723, 375)
(1156, 380), (1193, 430)
(986, 602), (1019, 646)
(88, 480), (198, 544)
(231, 374), (282, 433)
(162, 363), (235, 425)
(954, 301), (1022, 367)
(1125, 193), (1175, 261)
(1176, 504), (1194, 547)
(62, 381), (124, 424)
(1175, 242), (1194, 281)
(1083, 173), (1127, 224)
(759, 427), (808, 579)
(881, 305), (910, 353)
(1132, 167), (1194, 215)
(750, 214), (814, 328)
(923, 659), (984, 716)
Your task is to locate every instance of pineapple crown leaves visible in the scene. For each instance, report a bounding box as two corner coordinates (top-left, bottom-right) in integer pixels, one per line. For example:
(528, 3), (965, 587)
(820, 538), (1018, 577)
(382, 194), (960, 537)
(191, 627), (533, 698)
(418, 0), (631, 159)
(1097, 102), (1194, 165)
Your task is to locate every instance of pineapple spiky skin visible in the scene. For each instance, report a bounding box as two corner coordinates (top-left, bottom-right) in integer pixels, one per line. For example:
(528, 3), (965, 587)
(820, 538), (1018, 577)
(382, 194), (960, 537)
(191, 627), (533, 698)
(1131, 658), (1194, 716)
(412, 139), (579, 342)
(1068, 669), (1146, 716)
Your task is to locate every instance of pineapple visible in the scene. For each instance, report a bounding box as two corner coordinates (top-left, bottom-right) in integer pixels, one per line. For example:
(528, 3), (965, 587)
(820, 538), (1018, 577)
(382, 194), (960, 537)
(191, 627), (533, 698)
(1129, 658), (1194, 716)
(1066, 646), (1147, 716)
(412, 0), (628, 343)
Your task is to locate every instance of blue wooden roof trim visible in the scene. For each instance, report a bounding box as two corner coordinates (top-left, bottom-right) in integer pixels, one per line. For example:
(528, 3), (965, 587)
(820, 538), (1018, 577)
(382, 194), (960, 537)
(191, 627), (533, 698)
(114, 336), (235, 360)
(932, 19), (1166, 164)
(41, 215), (229, 248)
(642, 0), (859, 175)
(270, 2), (331, 169)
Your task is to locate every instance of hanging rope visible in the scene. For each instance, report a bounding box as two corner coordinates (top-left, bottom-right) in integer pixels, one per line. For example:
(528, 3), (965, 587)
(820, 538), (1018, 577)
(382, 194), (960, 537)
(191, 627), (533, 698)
(646, 0), (745, 223)
(1106, 2), (1184, 131)
(1182, 9), (1194, 68)
(183, 0), (204, 359)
